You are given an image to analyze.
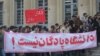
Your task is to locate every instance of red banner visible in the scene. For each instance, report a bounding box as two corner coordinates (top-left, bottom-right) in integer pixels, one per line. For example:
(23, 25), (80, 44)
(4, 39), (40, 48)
(25, 9), (46, 24)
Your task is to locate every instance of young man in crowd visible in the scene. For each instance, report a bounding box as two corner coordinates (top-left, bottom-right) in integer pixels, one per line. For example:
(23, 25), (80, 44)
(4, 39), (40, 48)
(0, 27), (6, 56)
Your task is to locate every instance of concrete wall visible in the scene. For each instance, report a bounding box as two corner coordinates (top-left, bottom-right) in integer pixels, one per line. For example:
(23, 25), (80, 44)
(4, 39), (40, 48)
(48, 0), (64, 28)
(89, 0), (96, 16)
(56, 0), (63, 25)
(78, 0), (96, 17)
(48, 0), (57, 28)
(2, 0), (8, 26)
(3, 0), (10, 26)
(78, 0), (90, 17)
(3, 0), (16, 26)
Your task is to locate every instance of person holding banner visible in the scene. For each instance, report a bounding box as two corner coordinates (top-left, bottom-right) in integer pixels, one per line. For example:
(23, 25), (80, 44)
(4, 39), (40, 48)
(6, 26), (17, 56)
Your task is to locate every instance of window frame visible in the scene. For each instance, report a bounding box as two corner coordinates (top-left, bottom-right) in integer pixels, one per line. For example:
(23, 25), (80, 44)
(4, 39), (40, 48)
(0, 2), (3, 26)
(64, 0), (78, 21)
(15, 0), (23, 26)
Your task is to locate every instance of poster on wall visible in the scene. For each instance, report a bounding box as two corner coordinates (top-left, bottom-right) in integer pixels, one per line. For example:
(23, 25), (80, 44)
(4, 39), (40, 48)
(25, 9), (46, 24)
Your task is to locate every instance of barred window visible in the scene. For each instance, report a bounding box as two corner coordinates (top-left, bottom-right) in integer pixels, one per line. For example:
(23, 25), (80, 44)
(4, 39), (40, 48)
(15, 0), (23, 26)
(64, 0), (78, 21)
(0, 2), (3, 25)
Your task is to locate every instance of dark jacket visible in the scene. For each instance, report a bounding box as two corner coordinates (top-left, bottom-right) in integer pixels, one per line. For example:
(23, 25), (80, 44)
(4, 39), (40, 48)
(92, 19), (99, 30)
(0, 33), (4, 48)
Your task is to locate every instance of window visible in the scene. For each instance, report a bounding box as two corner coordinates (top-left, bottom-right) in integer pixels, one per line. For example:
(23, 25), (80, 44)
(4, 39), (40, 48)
(0, 2), (3, 25)
(64, 0), (78, 21)
(73, 0), (77, 3)
(38, 0), (48, 24)
(15, 0), (23, 26)
(97, 0), (100, 12)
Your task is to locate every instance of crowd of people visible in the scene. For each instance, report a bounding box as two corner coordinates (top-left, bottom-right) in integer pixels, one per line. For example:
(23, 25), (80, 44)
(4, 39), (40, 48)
(0, 12), (100, 56)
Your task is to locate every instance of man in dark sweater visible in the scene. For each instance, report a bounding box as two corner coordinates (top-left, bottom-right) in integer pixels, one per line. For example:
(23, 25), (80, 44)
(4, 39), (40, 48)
(0, 27), (5, 56)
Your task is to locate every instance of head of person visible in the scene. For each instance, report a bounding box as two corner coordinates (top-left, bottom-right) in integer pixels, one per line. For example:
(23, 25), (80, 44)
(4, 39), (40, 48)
(76, 16), (80, 20)
(24, 26), (31, 33)
(9, 26), (17, 32)
(83, 13), (88, 17)
(18, 26), (23, 32)
(34, 25), (42, 33)
(51, 25), (55, 30)
(96, 12), (100, 19)
(88, 16), (92, 19)
(69, 20), (74, 26)
(38, 25), (42, 33)
(50, 25), (56, 33)
(55, 23), (59, 27)
(1, 26), (7, 32)
(63, 21), (69, 28)
(55, 23), (60, 30)
(72, 15), (76, 20)
(43, 26), (48, 32)
(0, 27), (2, 34)
(94, 14), (97, 19)
(31, 25), (37, 31)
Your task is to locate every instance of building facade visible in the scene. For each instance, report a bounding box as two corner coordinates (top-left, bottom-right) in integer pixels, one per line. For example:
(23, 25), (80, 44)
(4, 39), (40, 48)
(0, 0), (99, 27)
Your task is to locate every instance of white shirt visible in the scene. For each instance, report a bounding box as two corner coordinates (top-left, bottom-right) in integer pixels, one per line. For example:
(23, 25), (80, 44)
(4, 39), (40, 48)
(60, 26), (70, 33)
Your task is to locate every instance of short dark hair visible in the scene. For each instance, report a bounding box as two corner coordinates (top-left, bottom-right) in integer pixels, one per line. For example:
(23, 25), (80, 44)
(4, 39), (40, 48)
(83, 13), (87, 16)
(32, 25), (37, 31)
(72, 15), (76, 17)
(63, 21), (68, 26)
(55, 23), (59, 26)
(9, 26), (17, 30)
(51, 25), (55, 29)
